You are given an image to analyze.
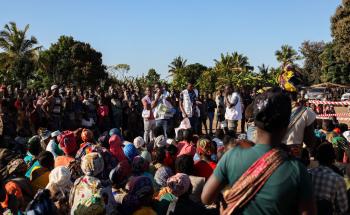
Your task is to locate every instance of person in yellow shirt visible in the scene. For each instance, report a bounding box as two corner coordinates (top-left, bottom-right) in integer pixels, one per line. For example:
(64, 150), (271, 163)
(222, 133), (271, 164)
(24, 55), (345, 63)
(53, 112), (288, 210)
(30, 151), (54, 193)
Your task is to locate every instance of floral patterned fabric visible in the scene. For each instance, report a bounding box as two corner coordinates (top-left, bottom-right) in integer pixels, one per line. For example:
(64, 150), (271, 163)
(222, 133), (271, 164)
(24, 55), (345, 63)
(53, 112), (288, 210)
(69, 175), (104, 215)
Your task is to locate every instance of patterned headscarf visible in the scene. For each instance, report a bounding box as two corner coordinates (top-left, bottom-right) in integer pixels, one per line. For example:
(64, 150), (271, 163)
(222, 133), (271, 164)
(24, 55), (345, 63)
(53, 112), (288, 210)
(154, 166), (173, 188)
(167, 173), (191, 197)
(132, 156), (149, 175)
(81, 129), (94, 143)
(109, 160), (131, 187)
(278, 64), (303, 93)
(81, 152), (104, 177)
(109, 135), (127, 162)
(75, 142), (94, 160)
(7, 158), (27, 176)
(197, 138), (215, 156)
(123, 143), (139, 162)
(154, 135), (167, 148)
(122, 176), (154, 213)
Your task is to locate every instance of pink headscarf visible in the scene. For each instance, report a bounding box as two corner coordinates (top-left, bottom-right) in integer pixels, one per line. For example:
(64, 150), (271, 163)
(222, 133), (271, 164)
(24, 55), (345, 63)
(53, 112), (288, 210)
(109, 135), (128, 162)
(167, 173), (191, 197)
(177, 141), (196, 158)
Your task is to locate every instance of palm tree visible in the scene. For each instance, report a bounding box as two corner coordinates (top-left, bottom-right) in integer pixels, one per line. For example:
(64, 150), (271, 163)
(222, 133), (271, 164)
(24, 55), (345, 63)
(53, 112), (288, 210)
(214, 52), (252, 72)
(168, 56), (187, 75)
(231, 51), (252, 72)
(275, 45), (301, 67)
(0, 22), (41, 86)
(257, 64), (269, 76)
(214, 53), (233, 72)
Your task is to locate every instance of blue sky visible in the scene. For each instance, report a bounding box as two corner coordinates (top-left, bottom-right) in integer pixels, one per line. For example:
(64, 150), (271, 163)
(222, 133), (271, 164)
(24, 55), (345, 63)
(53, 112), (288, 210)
(0, 0), (341, 78)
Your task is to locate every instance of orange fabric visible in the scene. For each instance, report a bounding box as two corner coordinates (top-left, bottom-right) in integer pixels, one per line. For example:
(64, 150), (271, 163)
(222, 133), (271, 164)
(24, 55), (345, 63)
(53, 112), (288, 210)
(0, 181), (23, 208)
(55, 156), (74, 167)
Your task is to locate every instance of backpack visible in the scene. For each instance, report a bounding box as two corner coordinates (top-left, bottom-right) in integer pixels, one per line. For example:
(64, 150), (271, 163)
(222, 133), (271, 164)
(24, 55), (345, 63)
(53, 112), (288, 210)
(58, 130), (77, 155)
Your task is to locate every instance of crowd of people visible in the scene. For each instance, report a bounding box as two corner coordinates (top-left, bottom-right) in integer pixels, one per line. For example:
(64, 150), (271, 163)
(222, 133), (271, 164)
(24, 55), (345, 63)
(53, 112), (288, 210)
(0, 65), (350, 215)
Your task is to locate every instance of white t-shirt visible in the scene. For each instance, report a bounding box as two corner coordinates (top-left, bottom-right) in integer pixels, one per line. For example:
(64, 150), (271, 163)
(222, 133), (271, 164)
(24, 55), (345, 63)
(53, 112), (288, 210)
(224, 92), (242, 121)
(282, 108), (316, 146)
(181, 89), (199, 118)
(154, 91), (173, 120)
(142, 95), (154, 119)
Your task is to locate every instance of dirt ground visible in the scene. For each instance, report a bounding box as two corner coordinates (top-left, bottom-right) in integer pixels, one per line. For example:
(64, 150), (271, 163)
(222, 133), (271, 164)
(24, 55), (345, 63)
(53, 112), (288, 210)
(335, 106), (349, 125)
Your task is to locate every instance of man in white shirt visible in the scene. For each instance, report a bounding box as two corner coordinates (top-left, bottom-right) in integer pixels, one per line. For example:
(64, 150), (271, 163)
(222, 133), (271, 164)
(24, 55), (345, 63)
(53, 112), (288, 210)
(179, 80), (200, 134)
(154, 83), (173, 138)
(224, 84), (242, 133)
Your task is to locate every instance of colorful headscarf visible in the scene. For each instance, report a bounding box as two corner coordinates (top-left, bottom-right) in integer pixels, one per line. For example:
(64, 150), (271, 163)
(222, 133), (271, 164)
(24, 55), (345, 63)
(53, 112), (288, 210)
(123, 143), (139, 162)
(122, 176), (154, 213)
(197, 138), (215, 156)
(132, 156), (149, 175)
(133, 136), (145, 149)
(75, 142), (94, 160)
(81, 152), (104, 177)
(109, 135), (128, 162)
(167, 173), (191, 197)
(278, 64), (303, 93)
(81, 129), (94, 143)
(109, 160), (131, 187)
(154, 166), (173, 188)
(58, 130), (77, 156)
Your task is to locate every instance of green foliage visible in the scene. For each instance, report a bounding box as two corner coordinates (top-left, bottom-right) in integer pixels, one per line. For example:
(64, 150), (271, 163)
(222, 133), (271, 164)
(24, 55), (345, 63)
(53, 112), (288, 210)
(256, 64), (278, 87)
(171, 62), (207, 90)
(214, 52), (256, 90)
(0, 22), (41, 87)
(331, 0), (350, 62)
(168, 56), (187, 75)
(319, 42), (350, 84)
(299, 41), (326, 84)
(144, 68), (160, 86)
(197, 69), (217, 93)
(39, 35), (107, 87)
(275, 45), (301, 66)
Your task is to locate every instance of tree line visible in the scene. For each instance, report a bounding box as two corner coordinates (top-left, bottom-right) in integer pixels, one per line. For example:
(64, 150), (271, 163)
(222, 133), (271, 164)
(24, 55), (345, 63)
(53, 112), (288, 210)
(0, 0), (349, 92)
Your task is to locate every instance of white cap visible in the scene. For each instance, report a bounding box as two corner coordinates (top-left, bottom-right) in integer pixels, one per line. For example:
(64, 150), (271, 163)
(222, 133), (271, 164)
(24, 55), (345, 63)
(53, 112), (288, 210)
(51, 85), (58, 91)
(133, 136), (145, 149)
(51, 130), (61, 138)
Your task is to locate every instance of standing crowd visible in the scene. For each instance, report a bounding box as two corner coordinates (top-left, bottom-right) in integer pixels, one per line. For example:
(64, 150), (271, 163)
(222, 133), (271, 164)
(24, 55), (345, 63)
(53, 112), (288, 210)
(0, 65), (350, 215)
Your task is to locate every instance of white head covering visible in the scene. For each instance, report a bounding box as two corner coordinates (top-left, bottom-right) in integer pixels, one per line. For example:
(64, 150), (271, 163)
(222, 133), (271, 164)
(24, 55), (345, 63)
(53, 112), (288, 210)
(343, 131), (350, 142)
(155, 135), (167, 148)
(133, 136), (145, 149)
(51, 130), (61, 138)
(51, 85), (58, 91)
(46, 166), (72, 189)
